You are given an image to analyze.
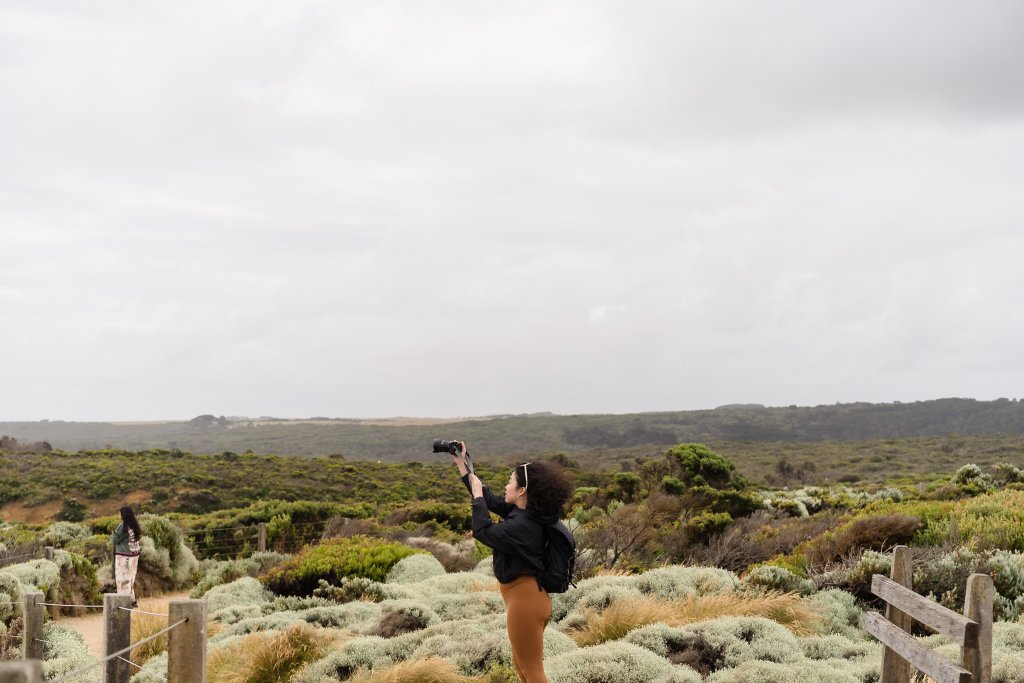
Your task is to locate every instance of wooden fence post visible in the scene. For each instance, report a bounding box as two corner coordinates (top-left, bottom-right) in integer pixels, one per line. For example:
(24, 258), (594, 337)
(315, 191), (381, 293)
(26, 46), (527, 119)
(0, 661), (43, 683)
(962, 573), (994, 683)
(167, 599), (206, 683)
(103, 593), (133, 683)
(41, 548), (57, 619)
(880, 545), (913, 683)
(21, 592), (44, 661)
(258, 523), (267, 553)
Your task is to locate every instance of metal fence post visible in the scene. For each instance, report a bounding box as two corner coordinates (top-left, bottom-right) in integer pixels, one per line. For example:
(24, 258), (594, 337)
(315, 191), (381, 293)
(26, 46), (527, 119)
(962, 573), (994, 683)
(103, 593), (133, 683)
(0, 660), (44, 683)
(258, 523), (267, 553)
(167, 599), (206, 683)
(21, 592), (44, 661)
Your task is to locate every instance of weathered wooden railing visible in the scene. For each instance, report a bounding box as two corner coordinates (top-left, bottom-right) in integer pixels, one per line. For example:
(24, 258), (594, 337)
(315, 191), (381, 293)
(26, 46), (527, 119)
(866, 545), (993, 683)
(0, 593), (206, 683)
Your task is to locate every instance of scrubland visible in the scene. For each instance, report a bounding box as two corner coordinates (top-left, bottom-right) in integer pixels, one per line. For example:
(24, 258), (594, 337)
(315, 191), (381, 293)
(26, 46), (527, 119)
(4, 442), (1024, 681)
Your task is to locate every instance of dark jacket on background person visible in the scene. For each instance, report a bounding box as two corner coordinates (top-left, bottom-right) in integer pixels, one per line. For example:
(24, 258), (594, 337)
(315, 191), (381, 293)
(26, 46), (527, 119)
(462, 473), (554, 584)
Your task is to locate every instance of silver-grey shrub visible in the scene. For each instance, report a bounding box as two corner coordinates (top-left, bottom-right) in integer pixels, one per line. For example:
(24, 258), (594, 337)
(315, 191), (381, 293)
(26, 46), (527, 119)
(385, 553), (447, 584)
(808, 588), (865, 639)
(431, 590), (505, 622)
(1, 558), (60, 594)
(707, 658), (872, 683)
(204, 576), (271, 613)
(553, 566), (739, 624)
(743, 565), (816, 596)
(290, 635), (396, 683)
(42, 522), (91, 548)
(0, 573), (22, 622)
(42, 622), (100, 683)
(800, 634), (878, 662)
(546, 641), (692, 683)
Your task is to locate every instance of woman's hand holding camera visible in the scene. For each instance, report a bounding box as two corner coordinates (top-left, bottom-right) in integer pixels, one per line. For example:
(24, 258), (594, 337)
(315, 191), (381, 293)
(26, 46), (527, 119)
(450, 441), (469, 475)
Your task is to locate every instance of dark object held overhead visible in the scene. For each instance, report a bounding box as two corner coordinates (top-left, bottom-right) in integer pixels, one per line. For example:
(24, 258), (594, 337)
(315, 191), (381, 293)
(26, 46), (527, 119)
(432, 439), (462, 455)
(434, 438), (474, 474)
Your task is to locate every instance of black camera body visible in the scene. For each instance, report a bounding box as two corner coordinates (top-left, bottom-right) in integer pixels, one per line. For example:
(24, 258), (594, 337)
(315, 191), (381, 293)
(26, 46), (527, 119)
(432, 439), (462, 455)
(435, 438), (474, 474)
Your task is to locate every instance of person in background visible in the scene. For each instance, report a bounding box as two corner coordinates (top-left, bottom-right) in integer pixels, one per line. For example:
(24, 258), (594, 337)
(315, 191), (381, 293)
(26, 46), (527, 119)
(111, 505), (143, 607)
(452, 443), (574, 683)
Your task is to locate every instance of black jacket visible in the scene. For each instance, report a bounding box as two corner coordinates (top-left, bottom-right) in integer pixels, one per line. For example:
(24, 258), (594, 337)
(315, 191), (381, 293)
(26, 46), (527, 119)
(462, 473), (548, 584)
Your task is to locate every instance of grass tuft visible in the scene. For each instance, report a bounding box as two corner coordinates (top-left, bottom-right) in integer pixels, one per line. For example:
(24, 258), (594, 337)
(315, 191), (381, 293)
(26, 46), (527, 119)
(207, 623), (333, 683)
(345, 657), (485, 683)
(567, 591), (821, 647)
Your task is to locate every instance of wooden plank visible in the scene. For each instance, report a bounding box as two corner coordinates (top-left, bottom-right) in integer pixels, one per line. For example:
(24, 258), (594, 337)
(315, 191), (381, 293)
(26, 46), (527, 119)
(961, 573), (993, 683)
(872, 575), (979, 644)
(881, 546), (914, 683)
(866, 612), (971, 683)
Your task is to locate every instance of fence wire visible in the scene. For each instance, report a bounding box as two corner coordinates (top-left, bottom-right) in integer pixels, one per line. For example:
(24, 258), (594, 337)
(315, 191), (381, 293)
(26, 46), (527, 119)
(49, 618), (187, 683)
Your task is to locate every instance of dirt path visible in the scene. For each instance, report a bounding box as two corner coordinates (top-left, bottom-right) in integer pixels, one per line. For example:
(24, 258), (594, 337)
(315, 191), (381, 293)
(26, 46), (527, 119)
(57, 592), (191, 658)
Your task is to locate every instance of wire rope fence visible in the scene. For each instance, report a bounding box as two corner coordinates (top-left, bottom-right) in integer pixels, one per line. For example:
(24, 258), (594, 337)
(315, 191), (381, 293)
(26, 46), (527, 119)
(0, 592), (206, 683)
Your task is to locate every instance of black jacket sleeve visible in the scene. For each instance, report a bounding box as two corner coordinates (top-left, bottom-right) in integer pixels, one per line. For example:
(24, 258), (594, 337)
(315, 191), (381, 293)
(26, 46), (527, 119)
(462, 473), (515, 518)
(471, 499), (544, 572)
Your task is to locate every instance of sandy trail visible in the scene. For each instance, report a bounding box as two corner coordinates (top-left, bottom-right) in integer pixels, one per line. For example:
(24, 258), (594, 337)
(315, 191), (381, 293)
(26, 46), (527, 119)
(57, 591), (191, 659)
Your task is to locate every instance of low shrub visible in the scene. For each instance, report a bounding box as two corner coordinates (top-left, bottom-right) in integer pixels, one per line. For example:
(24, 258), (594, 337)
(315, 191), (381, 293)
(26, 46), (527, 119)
(41, 622), (99, 683)
(263, 536), (425, 596)
(205, 577), (272, 614)
(370, 601), (440, 637)
(800, 514), (921, 570)
(384, 503), (474, 533)
(742, 566), (815, 596)
(546, 641), (699, 683)
(42, 522), (91, 548)
(386, 554), (447, 584)
(344, 657), (483, 683)
(566, 593), (820, 647)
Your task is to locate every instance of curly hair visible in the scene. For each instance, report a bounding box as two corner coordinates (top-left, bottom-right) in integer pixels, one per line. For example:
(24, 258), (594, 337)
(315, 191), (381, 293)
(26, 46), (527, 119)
(515, 461), (574, 519)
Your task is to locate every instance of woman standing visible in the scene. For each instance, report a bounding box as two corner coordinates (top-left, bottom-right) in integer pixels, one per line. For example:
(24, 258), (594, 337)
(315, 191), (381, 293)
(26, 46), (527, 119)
(453, 443), (574, 683)
(111, 506), (143, 607)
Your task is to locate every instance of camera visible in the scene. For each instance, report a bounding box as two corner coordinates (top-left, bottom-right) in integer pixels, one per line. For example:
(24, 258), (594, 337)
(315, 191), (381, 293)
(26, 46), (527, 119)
(432, 439), (463, 455)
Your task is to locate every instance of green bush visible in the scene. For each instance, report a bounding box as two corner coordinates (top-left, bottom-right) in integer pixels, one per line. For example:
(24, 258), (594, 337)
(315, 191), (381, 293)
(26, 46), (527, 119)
(685, 512), (734, 545)
(263, 536), (425, 596)
(664, 444), (746, 491)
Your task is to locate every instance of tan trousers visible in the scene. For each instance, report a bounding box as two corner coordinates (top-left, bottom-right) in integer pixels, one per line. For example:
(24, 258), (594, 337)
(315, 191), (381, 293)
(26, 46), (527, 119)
(500, 575), (551, 683)
(115, 554), (139, 601)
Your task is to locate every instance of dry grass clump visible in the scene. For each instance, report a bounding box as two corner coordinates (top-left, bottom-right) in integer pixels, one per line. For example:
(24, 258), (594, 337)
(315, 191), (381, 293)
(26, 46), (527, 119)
(131, 599), (224, 667)
(802, 514), (921, 570)
(207, 623), (334, 683)
(567, 591), (821, 647)
(345, 657), (485, 683)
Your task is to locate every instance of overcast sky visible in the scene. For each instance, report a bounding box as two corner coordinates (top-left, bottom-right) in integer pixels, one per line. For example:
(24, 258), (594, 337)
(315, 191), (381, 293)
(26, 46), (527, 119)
(2, 1), (1023, 421)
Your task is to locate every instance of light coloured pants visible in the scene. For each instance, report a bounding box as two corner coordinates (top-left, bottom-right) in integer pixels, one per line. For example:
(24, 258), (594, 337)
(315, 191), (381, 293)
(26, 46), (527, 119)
(115, 554), (139, 601)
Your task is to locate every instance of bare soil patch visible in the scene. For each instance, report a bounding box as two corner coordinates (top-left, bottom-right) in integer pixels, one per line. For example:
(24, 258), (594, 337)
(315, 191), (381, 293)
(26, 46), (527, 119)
(57, 591), (190, 659)
(0, 489), (152, 524)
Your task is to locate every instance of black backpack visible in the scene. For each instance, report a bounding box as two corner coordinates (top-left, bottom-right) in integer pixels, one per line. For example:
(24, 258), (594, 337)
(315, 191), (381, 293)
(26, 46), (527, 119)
(537, 520), (576, 593)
